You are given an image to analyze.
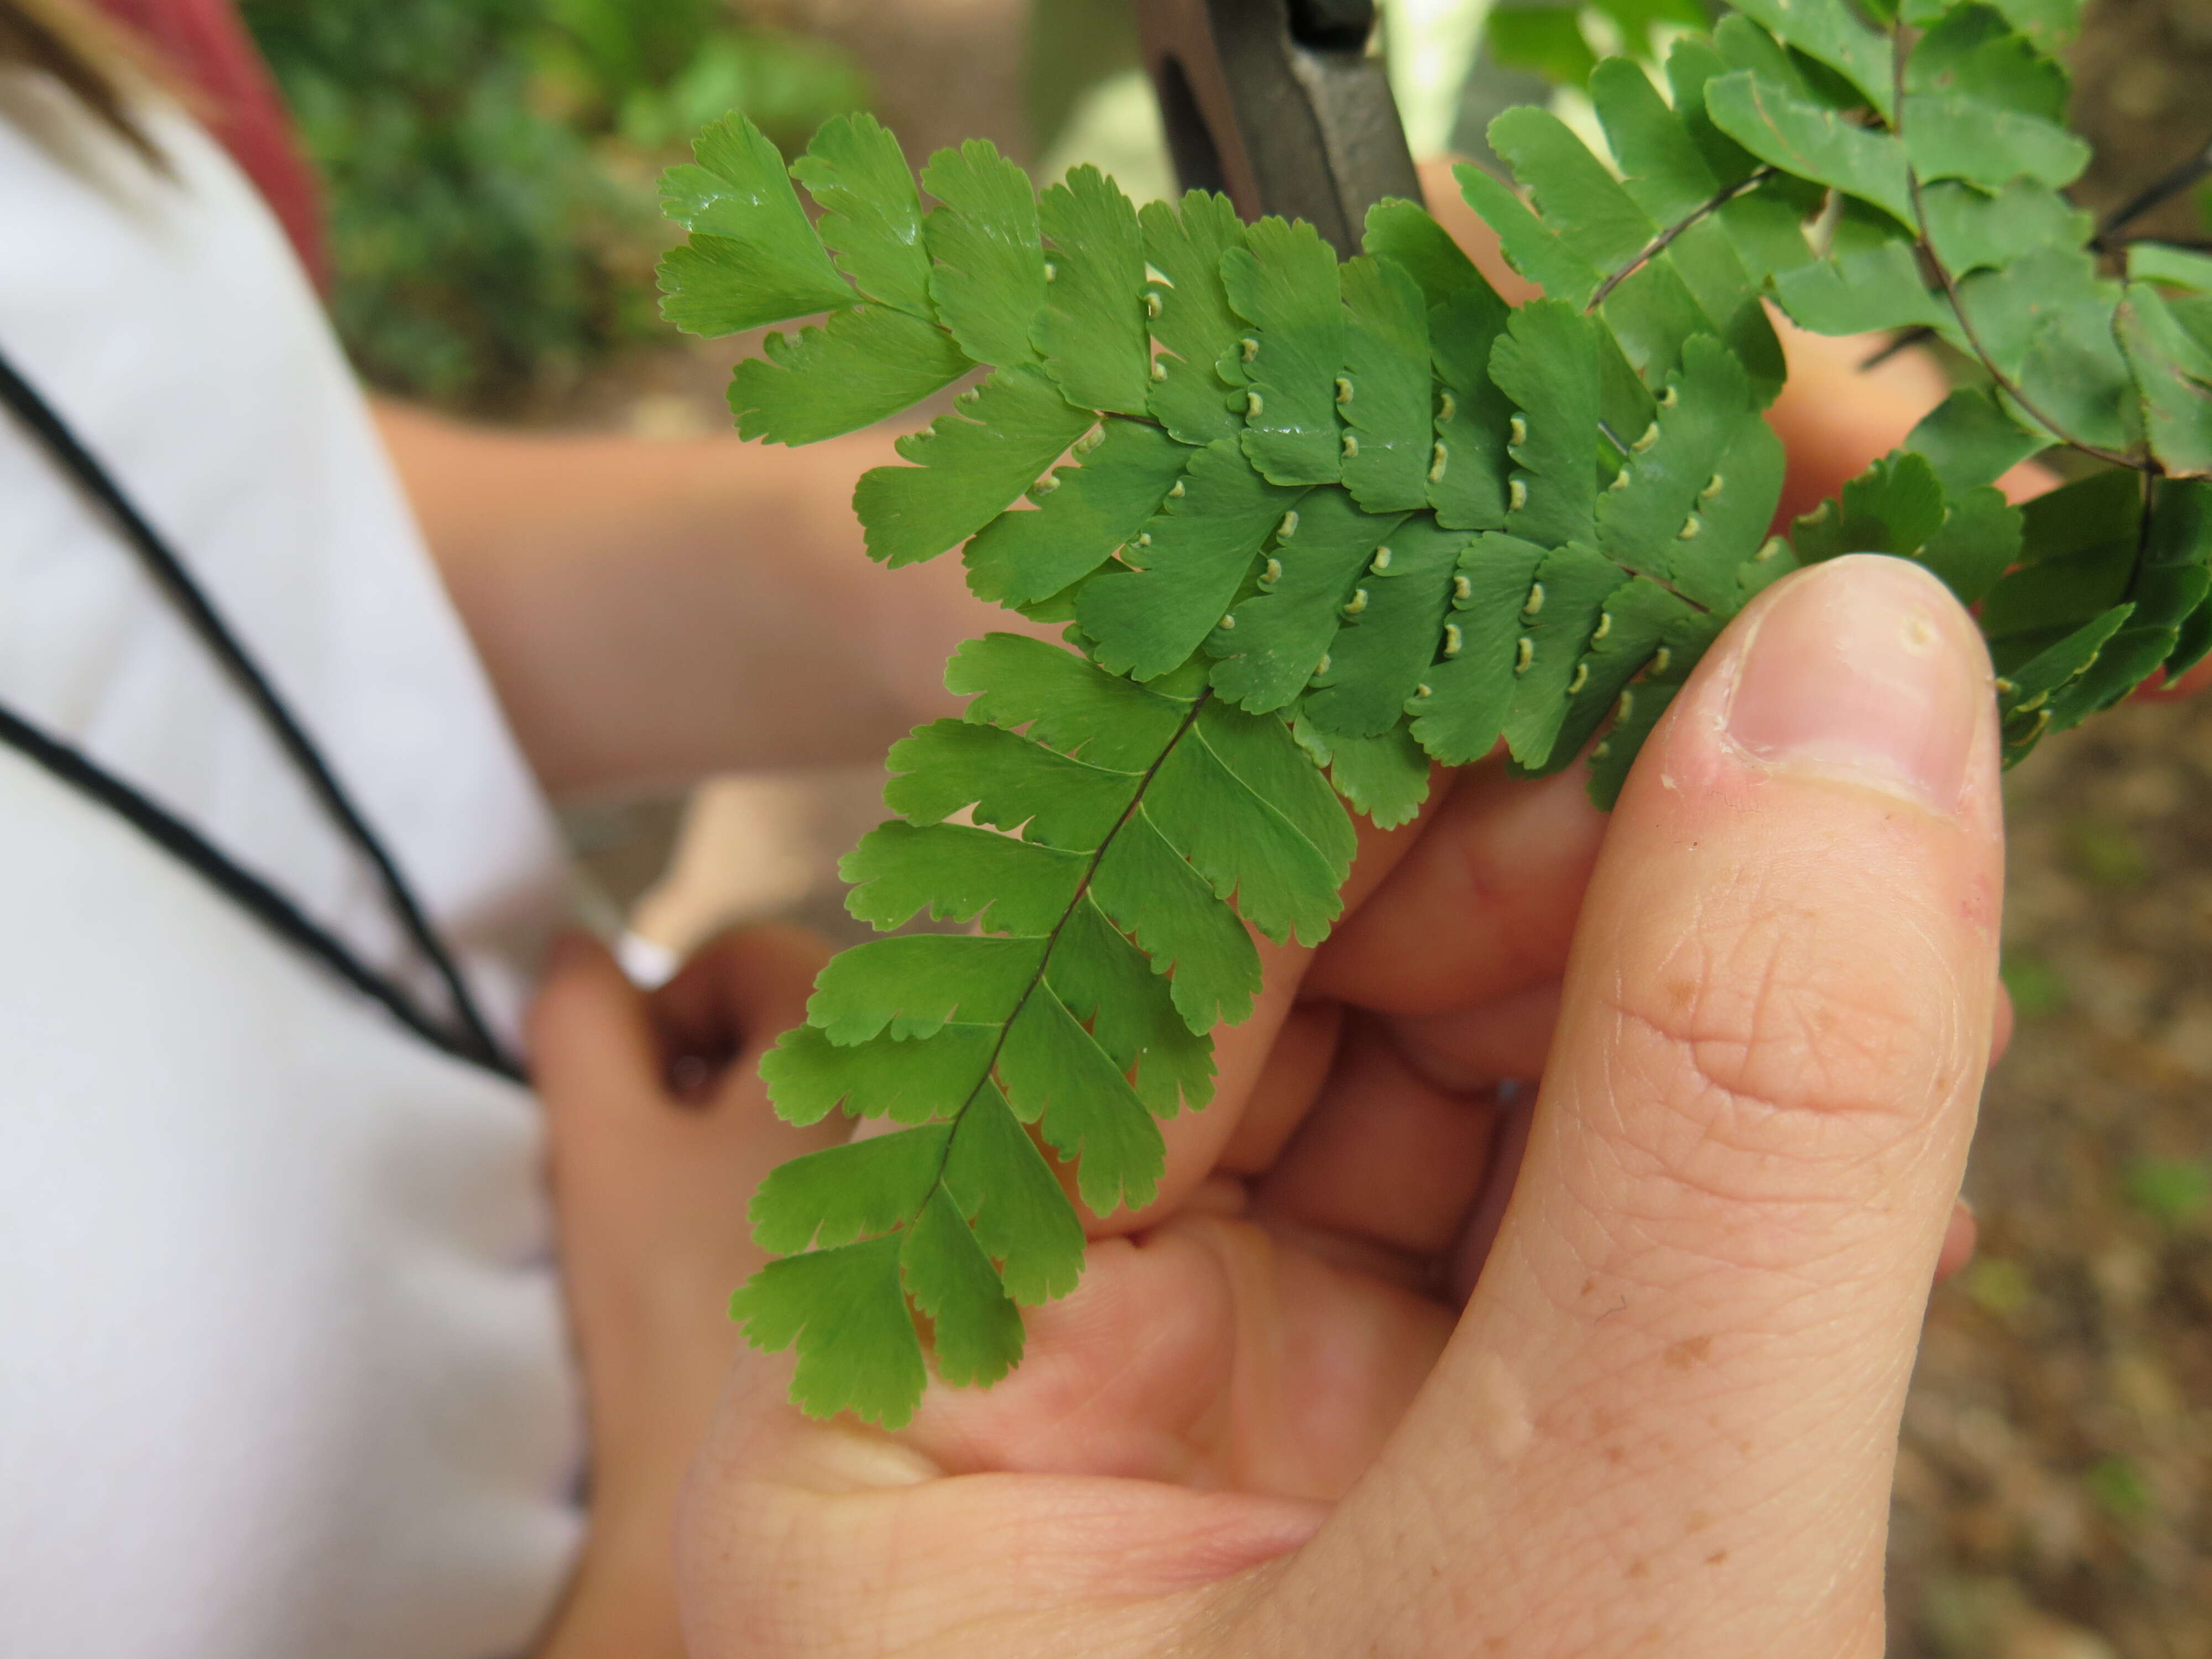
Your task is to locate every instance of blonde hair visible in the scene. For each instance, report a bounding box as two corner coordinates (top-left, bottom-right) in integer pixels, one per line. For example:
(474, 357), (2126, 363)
(0, 0), (166, 166)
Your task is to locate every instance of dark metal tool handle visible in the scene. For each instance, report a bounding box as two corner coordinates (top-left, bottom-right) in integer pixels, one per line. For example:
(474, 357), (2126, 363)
(1135, 0), (1422, 254)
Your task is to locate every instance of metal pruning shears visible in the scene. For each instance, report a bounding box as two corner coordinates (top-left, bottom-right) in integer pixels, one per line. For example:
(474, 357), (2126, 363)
(1133, 0), (1423, 254)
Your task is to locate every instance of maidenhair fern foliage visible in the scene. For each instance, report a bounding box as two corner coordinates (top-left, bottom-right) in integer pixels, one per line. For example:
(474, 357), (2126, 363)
(656, 0), (2212, 1427)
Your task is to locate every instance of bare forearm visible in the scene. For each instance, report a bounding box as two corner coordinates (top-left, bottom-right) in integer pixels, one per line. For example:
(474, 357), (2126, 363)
(374, 400), (1006, 798)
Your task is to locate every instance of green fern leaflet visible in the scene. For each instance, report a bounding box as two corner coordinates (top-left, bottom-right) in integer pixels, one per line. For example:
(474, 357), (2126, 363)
(658, 0), (2212, 1427)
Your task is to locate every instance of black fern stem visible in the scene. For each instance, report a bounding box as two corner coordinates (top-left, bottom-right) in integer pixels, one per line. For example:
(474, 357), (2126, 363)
(1585, 168), (1779, 314)
(917, 687), (1215, 1204)
(2089, 138), (2212, 253)
(2126, 468), (2160, 605)
(1866, 139), (2212, 371)
(1890, 26), (2148, 472)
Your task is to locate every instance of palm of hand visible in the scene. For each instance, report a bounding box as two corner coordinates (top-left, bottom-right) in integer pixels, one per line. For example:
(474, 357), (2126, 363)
(688, 1155), (1474, 1656)
(898, 1203), (1453, 1500)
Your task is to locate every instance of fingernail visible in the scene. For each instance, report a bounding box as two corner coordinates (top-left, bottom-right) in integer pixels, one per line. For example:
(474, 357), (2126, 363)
(1725, 555), (1983, 812)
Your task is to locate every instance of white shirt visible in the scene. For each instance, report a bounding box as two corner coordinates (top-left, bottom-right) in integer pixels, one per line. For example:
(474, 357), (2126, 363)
(0, 79), (585, 1657)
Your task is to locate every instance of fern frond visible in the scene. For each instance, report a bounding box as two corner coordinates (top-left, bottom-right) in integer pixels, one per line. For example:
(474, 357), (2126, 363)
(650, 0), (2212, 1419)
(733, 633), (1343, 1426)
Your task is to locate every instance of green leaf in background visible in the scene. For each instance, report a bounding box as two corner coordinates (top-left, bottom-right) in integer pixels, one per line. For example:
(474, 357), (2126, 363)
(246, 0), (869, 406)
(1705, 69), (1917, 226)
(1908, 387), (2049, 493)
(1601, 258), (1721, 392)
(1713, 12), (1858, 107)
(1454, 164), (1605, 309)
(1998, 948), (2067, 1018)
(2018, 299), (2147, 456)
(1920, 180), (2090, 276)
(1771, 241), (1954, 337)
(2118, 284), (2212, 479)
(1488, 106), (1658, 278)
(2131, 242), (2212, 293)
(1487, 6), (1599, 86)
(1943, 0), (2084, 51)
(1361, 197), (1488, 305)
(1792, 450), (1948, 567)
(2121, 1159), (2212, 1228)
(1907, 2), (2069, 122)
(1730, 0), (1895, 117)
(1900, 92), (2090, 192)
(1666, 35), (1762, 182)
(1920, 486), (2025, 606)
(1590, 57), (1723, 225)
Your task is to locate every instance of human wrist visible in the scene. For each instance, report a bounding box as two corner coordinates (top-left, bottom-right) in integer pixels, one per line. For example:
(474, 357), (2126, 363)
(535, 1499), (685, 1659)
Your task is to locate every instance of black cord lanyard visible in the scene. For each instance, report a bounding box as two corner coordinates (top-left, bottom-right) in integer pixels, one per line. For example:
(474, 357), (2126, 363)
(0, 342), (525, 1083)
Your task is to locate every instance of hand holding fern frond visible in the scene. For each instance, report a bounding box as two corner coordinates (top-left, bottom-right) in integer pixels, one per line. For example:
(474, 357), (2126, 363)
(674, 553), (2004, 1658)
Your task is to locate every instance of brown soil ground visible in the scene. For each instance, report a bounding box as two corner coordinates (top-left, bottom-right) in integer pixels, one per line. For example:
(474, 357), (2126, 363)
(1893, 696), (2212, 1659)
(1885, 15), (2212, 1656)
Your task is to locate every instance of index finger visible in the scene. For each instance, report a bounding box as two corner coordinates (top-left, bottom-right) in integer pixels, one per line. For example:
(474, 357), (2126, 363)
(1303, 753), (1606, 1018)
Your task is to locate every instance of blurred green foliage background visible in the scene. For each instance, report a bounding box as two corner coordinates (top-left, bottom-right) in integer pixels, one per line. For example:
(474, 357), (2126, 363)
(239, 0), (868, 408)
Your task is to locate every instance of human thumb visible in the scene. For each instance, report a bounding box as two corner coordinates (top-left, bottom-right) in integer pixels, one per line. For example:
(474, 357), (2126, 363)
(1271, 554), (2004, 1655)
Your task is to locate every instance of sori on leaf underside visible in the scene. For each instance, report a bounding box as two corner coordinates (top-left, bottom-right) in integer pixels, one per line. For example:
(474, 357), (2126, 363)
(654, 0), (2212, 1429)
